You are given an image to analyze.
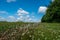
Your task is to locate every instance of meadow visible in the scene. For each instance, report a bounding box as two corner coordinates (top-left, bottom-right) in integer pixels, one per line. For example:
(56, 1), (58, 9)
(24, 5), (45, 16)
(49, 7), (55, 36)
(0, 22), (60, 40)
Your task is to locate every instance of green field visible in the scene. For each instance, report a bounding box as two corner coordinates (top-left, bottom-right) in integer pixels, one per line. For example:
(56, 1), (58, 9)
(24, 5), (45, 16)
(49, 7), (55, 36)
(0, 22), (60, 40)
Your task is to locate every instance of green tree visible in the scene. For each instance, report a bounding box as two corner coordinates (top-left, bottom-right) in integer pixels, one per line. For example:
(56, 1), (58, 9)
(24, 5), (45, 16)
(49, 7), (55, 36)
(41, 0), (60, 22)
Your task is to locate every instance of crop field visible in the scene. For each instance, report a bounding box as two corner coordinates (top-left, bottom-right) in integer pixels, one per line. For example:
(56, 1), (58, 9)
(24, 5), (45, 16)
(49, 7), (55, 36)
(0, 22), (60, 40)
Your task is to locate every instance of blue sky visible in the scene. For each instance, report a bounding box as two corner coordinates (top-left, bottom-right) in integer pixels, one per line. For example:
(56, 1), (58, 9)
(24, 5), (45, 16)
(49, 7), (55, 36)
(0, 0), (52, 22)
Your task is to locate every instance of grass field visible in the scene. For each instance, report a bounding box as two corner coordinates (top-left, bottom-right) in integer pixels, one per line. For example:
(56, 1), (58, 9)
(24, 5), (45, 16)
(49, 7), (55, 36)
(0, 22), (60, 40)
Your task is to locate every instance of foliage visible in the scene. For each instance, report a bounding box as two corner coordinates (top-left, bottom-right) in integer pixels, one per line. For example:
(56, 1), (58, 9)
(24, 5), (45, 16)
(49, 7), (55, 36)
(41, 0), (60, 22)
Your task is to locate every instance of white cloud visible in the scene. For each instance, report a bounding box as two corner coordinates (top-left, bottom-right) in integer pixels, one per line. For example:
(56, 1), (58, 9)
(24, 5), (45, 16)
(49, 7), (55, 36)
(26, 15), (35, 22)
(7, 16), (16, 22)
(0, 9), (38, 22)
(16, 17), (23, 21)
(6, 0), (16, 3)
(0, 8), (40, 22)
(26, 15), (30, 18)
(16, 8), (37, 22)
(26, 15), (34, 21)
(17, 8), (29, 16)
(16, 8), (31, 22)
(28, 18), (32, 21)
(16, 15), (25, 21)
(38, 6), (47, 13)
(8, 16), (15, 18)
(0, 17), (6, 21)
(0, 11), (8, 14)
(16, 15), (33, 22)
(25, 18), (32, 22)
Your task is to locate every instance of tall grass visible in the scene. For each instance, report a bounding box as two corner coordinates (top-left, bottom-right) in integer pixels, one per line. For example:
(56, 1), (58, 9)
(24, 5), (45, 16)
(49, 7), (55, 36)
(0, 22), (60, 40)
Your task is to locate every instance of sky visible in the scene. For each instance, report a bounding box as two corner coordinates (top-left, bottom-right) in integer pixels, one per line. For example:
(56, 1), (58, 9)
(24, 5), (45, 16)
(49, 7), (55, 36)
(0, 0), (52, 22)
